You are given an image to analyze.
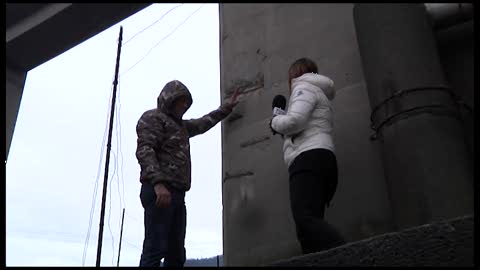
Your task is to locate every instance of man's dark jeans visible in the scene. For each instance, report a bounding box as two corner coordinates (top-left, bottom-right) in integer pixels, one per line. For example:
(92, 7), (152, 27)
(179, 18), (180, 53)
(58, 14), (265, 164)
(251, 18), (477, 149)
(288, 148), (346, 254)
(139, 182), (186, 267)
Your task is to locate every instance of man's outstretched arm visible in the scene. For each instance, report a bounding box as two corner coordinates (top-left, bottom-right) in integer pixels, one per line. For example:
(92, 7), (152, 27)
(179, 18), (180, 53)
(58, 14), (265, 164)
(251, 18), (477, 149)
(185, 88), (240, 137)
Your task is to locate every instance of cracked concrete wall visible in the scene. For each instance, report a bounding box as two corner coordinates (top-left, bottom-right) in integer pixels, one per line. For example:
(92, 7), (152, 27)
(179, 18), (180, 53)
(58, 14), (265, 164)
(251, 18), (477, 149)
(219, 4), (393, 266)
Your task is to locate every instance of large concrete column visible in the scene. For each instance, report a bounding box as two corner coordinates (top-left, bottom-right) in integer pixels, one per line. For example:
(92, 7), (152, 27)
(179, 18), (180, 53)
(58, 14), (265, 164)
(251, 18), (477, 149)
(353, 4), (473, 230)
(220, 4), (394, 266)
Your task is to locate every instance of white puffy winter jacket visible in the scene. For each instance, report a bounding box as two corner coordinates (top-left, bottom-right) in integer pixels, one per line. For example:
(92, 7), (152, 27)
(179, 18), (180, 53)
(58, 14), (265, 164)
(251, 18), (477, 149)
(271, 72), (336, 167)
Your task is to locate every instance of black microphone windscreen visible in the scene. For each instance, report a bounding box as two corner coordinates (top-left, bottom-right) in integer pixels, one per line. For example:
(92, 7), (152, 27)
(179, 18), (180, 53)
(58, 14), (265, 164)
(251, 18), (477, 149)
(272, 95), (286, 110)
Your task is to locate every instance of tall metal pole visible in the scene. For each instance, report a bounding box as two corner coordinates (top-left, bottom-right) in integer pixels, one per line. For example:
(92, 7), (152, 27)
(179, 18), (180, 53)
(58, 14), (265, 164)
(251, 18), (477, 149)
(117, 208), (126, 267)
(96, 26), (123, 267)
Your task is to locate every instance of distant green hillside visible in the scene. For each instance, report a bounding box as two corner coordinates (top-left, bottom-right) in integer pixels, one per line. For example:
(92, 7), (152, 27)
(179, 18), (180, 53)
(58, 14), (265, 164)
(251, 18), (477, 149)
(184, 255), (223, 266)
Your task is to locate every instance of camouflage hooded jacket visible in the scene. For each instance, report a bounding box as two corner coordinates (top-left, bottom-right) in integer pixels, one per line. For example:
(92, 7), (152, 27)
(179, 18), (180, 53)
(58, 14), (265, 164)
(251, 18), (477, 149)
(135, 80), (233, 191)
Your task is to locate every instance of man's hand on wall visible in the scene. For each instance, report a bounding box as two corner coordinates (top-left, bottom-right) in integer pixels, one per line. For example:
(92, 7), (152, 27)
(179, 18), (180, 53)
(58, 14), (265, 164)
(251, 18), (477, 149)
(224, 87), (241, 111)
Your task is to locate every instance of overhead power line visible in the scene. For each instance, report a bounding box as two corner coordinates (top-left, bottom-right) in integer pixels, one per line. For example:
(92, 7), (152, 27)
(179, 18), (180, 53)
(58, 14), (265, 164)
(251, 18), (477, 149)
(119, 4), (205, 78)
(82, 82), (115, 266)
(123, 4), (184, 46)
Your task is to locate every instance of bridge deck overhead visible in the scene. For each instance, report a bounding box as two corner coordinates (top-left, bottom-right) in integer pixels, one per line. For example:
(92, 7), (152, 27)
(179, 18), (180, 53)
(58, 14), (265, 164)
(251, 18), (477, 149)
(5, 3), (151, 160)
(6, 3), (151, 70)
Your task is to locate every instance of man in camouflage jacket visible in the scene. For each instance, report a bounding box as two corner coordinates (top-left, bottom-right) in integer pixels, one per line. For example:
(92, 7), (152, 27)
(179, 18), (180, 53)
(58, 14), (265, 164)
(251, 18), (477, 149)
(136, 80), (239, 267)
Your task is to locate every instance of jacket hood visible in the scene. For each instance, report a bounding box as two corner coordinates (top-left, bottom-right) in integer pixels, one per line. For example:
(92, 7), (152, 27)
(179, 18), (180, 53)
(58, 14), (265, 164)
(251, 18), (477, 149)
(292, 73), (335, 100)
(157, 80), (193, 115)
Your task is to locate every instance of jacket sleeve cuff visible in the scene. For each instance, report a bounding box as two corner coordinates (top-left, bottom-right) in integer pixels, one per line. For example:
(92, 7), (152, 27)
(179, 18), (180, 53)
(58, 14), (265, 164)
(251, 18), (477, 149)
(220, 103), (233, 114)
(151, 178), (165, 187)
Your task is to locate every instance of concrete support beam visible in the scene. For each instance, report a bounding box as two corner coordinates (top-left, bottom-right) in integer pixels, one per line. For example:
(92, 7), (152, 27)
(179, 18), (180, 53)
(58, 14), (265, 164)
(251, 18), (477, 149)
(6, 65), (28, 161)
(6, 4), (72, 43)
(425, 3), (474, 30)
(5, 3), (151, 161)
(6, 3), (151, 70)
(353, 4), (473, 230)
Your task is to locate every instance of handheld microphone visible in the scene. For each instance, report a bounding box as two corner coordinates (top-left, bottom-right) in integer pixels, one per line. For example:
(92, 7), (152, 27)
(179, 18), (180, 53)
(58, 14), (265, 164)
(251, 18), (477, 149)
(272, 95), (286, 116)
(270, 95), (286, 136)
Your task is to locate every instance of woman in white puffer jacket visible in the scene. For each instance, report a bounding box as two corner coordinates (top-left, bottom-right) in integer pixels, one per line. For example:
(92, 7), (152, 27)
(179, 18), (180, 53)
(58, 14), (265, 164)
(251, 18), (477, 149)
(271, 57), (345, 254)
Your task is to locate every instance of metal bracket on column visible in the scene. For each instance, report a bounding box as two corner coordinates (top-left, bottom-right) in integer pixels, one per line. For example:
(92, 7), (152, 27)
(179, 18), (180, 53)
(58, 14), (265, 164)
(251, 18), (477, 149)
(369, 86), (460, 140)
(223, 171), (254, 183)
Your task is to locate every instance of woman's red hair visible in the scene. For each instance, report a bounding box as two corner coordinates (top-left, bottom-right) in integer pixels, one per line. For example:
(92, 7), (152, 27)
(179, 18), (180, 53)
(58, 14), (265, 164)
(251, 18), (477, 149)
(288, 58), (318, 90)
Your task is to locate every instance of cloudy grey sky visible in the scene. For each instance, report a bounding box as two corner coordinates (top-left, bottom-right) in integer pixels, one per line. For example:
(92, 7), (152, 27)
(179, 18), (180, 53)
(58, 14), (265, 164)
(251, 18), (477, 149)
(6, 3), (223, 266)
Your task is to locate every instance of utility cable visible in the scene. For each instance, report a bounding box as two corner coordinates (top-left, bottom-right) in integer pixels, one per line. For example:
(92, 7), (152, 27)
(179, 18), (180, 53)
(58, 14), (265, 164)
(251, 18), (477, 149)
(123, 4), (184, 46)
(116, 80), (126, 209)
(82, 82), (115, 266)
(124, 239), (143, 251)
(125, 211), (143, 225)
(107, 150), (118, 265)
(113, 82), (123, 224)
(113, 71), (126, 265)
(119, 4), (205, 78)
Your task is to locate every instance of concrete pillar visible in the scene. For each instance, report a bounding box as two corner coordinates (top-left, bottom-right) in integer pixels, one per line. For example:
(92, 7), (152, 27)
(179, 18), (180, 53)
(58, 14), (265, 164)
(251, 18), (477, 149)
(220, 3), (397, 265)
(353, 4), (473, 230)
(6, 64), (28, 162)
